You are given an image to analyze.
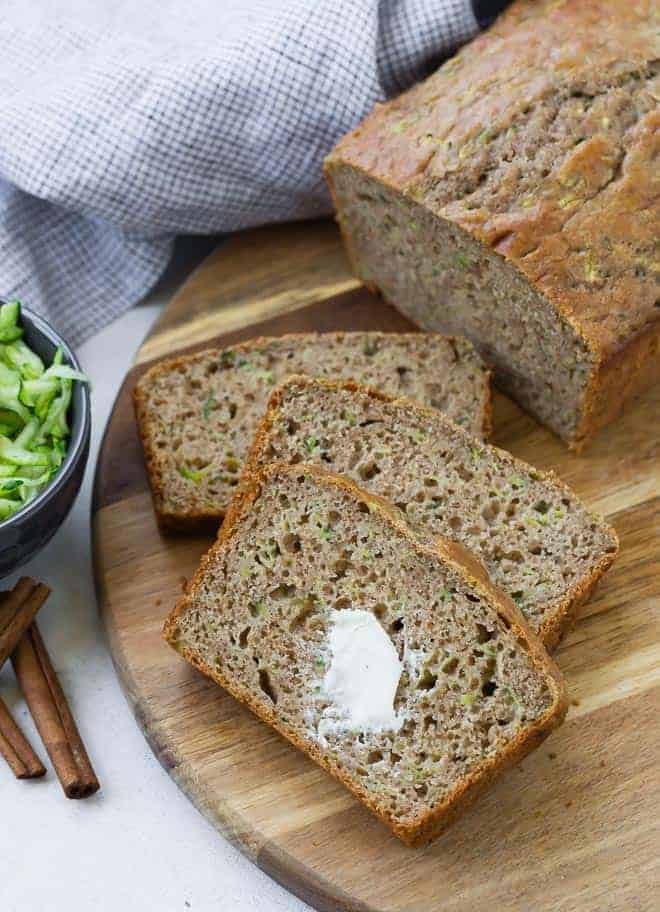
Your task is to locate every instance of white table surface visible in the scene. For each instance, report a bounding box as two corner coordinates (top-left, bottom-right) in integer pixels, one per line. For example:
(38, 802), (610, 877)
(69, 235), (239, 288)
(0, 238), (310, 912)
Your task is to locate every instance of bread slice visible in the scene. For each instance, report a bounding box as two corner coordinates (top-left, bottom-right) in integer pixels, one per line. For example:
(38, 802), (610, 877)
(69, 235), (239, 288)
(245, 376), (618, 648)
(134, 332), (490, 530)
(164, 463), (568, 846)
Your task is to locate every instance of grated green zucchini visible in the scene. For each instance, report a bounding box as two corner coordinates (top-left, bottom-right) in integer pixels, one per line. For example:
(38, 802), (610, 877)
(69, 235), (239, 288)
(0, 301), (88, 521)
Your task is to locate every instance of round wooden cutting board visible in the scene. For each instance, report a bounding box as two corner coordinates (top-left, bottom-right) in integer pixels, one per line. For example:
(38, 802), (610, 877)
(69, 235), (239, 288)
(92, 219), (659, 912)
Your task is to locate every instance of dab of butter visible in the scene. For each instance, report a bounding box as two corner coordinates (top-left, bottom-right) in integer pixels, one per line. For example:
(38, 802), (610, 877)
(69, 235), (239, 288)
(317, 609), (404, 741)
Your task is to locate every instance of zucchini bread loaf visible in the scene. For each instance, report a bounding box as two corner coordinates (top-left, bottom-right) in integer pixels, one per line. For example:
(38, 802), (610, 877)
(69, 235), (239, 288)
(165, 464), (567, 845)
(246, 376), (618, 647)
(325, 0), (659, 449)
(134, 332), (489, 529)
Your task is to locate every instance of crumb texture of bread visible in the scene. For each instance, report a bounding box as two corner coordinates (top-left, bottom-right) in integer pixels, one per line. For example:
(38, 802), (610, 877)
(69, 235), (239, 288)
(325, 0), (660, 448)
(248, 377), (618, 645)
(165, 464), (567, 845)
(134, 332), (489, 527)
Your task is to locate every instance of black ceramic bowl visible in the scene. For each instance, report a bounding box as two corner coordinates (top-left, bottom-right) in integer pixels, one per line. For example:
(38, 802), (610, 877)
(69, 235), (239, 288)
(0, 305), (91, 578)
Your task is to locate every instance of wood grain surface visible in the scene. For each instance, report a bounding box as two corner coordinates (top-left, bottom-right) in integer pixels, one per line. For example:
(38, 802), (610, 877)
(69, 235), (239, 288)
(92, 219), (660, 912)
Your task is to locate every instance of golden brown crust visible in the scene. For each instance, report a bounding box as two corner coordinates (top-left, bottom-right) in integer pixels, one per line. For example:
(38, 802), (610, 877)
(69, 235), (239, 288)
(325, 0), (659, 449)
(164, 463), (567, 846)
(572, 318), (660, 451)
(242, 375), (619, 648)
(133, 331), (491, 531)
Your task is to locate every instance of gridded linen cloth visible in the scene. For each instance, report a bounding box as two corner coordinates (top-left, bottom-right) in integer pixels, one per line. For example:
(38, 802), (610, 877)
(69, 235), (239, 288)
(0, 0), (482, 344)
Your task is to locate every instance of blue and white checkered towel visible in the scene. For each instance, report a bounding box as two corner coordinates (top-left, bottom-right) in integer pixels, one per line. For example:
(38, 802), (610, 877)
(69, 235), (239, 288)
(0, 0), (493, 343)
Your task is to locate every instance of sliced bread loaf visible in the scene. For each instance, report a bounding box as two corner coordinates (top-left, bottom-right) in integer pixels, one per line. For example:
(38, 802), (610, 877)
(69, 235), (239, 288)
(245, 376), (618, 647)
(134, 332), (490, 530)
(164, 463), (567, 846)
(325, 0), (659, 449)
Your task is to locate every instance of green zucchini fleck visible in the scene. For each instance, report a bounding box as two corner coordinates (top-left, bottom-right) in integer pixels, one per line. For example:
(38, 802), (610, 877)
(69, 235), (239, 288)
(202, 391), (216, 421)
(178, 465), (208, 483)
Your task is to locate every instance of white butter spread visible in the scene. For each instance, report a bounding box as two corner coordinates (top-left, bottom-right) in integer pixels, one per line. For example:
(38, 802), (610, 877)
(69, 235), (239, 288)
(317, 609), (404, 741)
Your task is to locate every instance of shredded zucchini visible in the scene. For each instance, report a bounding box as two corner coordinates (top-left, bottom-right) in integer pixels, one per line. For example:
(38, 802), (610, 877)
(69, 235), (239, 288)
(0, 301), (88, 522)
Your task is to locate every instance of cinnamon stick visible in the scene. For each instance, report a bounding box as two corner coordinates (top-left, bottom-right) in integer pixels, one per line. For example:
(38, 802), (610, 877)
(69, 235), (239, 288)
(0, 578), (51, 669)
(0, 695), (46, 779)
(12, 623), (100, 799)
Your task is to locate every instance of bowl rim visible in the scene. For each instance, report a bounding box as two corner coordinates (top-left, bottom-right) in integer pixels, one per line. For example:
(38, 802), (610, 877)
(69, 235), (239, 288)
(0, 302), (91, 531)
